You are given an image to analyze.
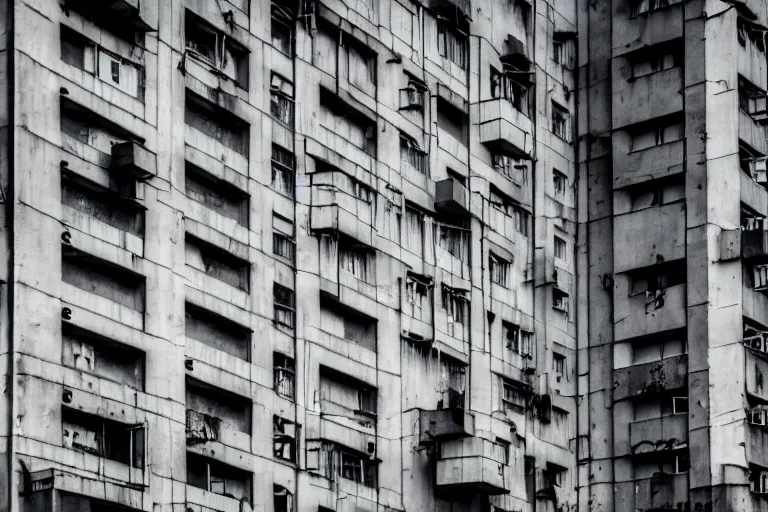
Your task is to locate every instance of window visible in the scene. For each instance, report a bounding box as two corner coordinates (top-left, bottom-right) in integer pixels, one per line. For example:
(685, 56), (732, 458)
(553, 40), (564, 64)
(553, 169), (567, 195)
(60, 26), (144, 100)
(272, 4), (293, 55)
(185, 11), (248, 88)
(274, 353), (296, 399)
(553, 288), (569, 313)
(490, 192), (529, 238)
(405, 273), (433, 322)
(438, 223), (469, 260)
(185, 235), (250, 291)
(544, 464), (567, 488)
(740, 76), (768, 122)
(503, 321), (520, 351)
(630, 120), (684, 151)
(62, 408), (145, 469)
(490, 67), (529, 114)
(274, 284), (295, 328)
(185, 92), (250, 155)
(273, 416), (298, 462)
(274, 486), (293, 512)
(400, 133), (428, 174)
(340, 242), (376, 284)
(490, 253), (511, 287)
(271, 73), (295, 126)
(495, 438), (511, 464)
(630, 0), (682, 17)
(62, 171), (144, 236)
(62, 324), (145, 390)
(554, 236), (567, 261)
(341, 450), (378, 487)
(492, 154), (527, 184)
(628, 175), (685, 211)
(437, 97), (468, 145)
(553, 353), (566, 375)
(514, 205), (530, 236)
(344, 36), (376, 94)
(186, 379), (251, 437)
(551, 102), (570, 141)
(272, 144), (295, 197)
(62, 251), (145, 311)
(503, 379), (528, 410)
(437, 21), (467, 68)
(187, 453), (252, 501)
(629, 260), (687, 297)
(442, 284), (469, 325)
(751, 469), (768, 494)
(755, 264), (768, 291)
(186, 163), (249, 226)
(521, 330), (533, 357)
(319, 367), (378, 420)
(404, 206), (425, 256)
(631, 46), (680, 78)
(273, 213), (296, 262)
(750, 407), (768, 426)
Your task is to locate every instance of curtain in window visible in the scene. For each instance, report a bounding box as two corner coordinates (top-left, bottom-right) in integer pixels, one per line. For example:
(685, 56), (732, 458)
(404, 208), (423, 256)
(319, 235), (339, 283)
(320, 377), (360, 411)
(424, 215), (436, 265)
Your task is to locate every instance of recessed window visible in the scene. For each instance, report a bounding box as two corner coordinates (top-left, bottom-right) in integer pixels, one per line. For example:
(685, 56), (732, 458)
(271, 4), (293, 55)
(271, 144), (296, 197)
(630, 0), (682, 17)
(630, 119), (684, 152)
(628, 175), (685, 211)
(554, 236), (567, 261)
(491, 67), (529, 114)
(400, 132), (428, 174)
(437, 21), (467, 68)
(274, 353), (296, 399)
(273, 416), (299, 463)
(273, 213), (295, 263)
(553, 169), (567, 195)
(551, 102), (570, 141)
(553, 353), (566, 375)
(270, 73), (295, 126)
(490, 253), (512, 287)
(274, 283), (296, 329)
(185, 11), (249, 88)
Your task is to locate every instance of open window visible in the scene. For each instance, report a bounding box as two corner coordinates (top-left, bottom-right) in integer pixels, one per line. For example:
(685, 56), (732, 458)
(271, 73), (295, 126)
(400, 132), (428, 175)
(274, 416), (299, 462)
(405, 273), (433, 323)
(274, 485), (294, 512)
(271, 144), (296, 197)
(490, 253), (512, 287)
(491, 66), (530, 115)
(751, 468), (768, 494)
(553, 287), (570, 313)
(60, 0), (153, 41)
(187, 453), (252, 501)
(272, 3), (294, 55)
(502, 378), (530, 411)
(185, 10), (249, 88)
(62, 408), (145, 469)
(274, 352), (296, 399)
(274, 283), (296, 329)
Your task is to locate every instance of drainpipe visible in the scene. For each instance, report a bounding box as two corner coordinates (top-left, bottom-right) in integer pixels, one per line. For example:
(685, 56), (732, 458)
(7, 0), (16, 507)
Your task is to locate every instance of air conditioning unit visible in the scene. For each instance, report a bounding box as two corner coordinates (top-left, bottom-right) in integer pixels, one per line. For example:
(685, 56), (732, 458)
(752, 158), (768, 183)
(751, 408), (767, 426)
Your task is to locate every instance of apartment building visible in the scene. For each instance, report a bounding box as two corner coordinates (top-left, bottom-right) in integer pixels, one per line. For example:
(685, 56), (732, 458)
(576, 0), (768, 507)
(0, 0), (580, 512)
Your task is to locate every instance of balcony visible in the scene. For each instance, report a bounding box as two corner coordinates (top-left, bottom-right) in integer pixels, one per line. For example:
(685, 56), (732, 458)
(741, 109), (768, 156)
(478, 98), (533, 159)
(614, 67), (683, 129)
(419, 408), (475, 445)
(435, 178), (469, 215)
(63, 0), (154, 32)
(430, 0), (471, 17)
(613, 355), (688, 402)
(749, 423), (768, 468)
(630, 414), (688, 456)
(436, 437), (511, 495)
(614, 283), (687, 342)
(739, 32), (768, 93)
(630, 473), (689, 512)
(613, 138), (684, 189)
(110, 141), (157, 181)
(310, 171), (375, 246)
(744, 230), (768, 261)
(614, 202), (686, 273)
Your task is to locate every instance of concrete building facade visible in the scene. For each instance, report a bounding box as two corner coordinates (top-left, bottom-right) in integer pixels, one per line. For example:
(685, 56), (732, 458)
(0, 0), (690, 511)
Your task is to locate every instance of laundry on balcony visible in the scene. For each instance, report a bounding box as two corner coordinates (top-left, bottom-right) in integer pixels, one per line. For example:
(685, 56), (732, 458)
(186, 409), (221, 445)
